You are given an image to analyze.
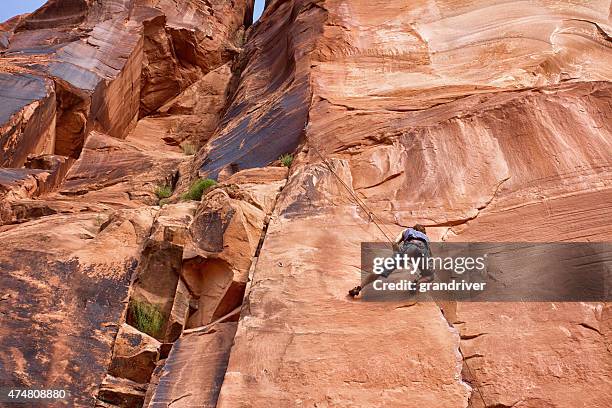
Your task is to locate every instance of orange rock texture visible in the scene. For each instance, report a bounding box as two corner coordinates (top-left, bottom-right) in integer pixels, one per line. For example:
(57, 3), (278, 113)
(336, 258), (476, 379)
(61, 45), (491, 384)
(1, 0), (611, 407)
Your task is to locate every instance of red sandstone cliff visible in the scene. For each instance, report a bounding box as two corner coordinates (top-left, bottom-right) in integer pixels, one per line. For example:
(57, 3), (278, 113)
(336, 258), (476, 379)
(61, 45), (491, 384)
(0, 1), (611, 407)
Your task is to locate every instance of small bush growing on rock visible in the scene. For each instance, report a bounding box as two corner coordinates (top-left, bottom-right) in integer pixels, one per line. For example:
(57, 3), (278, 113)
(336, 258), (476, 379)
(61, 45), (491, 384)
(155, 184), (172, 200)
(181, 143), (196, 156)
(182, 178), (217, 201)
(279, 153), (293, 167)
(128, 300), (164, 338)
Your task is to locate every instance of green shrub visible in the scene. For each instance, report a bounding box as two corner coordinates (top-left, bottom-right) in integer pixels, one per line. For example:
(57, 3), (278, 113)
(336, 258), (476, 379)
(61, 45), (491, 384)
(181, 143), (196, 156)
(95, 214), (103, 228)
(182, 178), (217, 201)
(128, 300), (164, 338)
(155, 184), (172, 199)
(279, 153), (293, 168)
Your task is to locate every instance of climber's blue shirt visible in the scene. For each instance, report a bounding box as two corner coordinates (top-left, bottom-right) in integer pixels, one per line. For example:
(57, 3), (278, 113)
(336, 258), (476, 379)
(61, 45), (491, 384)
(402, 228), (430, 244)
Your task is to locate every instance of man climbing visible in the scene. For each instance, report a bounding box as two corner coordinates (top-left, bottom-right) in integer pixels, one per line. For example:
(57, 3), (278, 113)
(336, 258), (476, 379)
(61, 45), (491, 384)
(348, 224), (434, 298)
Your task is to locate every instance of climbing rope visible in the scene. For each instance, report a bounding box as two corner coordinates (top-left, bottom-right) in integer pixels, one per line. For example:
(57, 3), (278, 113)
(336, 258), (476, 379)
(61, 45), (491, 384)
(306, 140), (395, 244)
(458, 347), (488, 407)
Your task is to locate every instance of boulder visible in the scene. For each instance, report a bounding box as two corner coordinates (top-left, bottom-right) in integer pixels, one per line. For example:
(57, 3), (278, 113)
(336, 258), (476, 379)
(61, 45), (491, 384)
(109, 323), (161, 384)
(0, 73), (56, 167)
(98, 375), (147, 408)
(184, 168), (287, 328)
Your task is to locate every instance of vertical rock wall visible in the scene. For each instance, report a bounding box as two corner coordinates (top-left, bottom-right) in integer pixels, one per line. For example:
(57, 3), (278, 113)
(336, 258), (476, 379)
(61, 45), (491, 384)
(0, 0), (611, 407)
(197, 0), (326, 179)
(207, 1), (612, 407)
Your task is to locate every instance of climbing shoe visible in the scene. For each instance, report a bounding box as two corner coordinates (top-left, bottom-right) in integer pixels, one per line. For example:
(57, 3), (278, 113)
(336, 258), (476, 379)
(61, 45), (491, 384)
(348, 286), (362, 298)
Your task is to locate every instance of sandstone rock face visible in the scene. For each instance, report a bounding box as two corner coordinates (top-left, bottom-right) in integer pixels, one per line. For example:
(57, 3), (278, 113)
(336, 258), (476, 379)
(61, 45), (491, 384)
(0, 209), (155, 405)
(0, 73), (56, 167)
(197, 0), (323, 178)
(206, 1), (612, 407)
(0, 0), (252, 165)
(57, 130), (183, 207)
(157, 62), (235, 147)
(184, 167), (287, 328)
(215, 160), (469, 407)
(0, 0), (254, 405)
(136, 0), (252, 116)
(109, 324), (162, 384)
(98, 375), (148, 408)
(146, 322), (238, 408)
(1, 0), (611, 407)
(452, 302), (611, 408)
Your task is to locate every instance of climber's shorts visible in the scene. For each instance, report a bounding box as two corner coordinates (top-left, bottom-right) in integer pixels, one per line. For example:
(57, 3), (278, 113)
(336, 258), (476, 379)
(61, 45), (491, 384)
(379, 239), (432, 278)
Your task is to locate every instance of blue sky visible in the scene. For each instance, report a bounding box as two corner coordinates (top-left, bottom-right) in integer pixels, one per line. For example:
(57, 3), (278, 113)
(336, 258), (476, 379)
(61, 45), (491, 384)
(253, 0), (265, 21)
(1, 0), (45, 22)
(2, 0), (265, 23)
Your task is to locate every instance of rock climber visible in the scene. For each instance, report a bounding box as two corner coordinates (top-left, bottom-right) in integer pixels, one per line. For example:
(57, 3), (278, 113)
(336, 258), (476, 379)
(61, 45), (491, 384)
(348, 224), (434, 298)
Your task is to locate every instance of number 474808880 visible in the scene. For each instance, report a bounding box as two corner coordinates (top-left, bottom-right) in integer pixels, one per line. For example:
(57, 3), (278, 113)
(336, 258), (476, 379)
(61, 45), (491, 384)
(4, 389), (67, 401)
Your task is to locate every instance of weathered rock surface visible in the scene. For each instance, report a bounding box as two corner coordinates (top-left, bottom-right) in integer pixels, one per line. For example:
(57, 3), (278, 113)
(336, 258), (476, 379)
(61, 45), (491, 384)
(184, 167), (287, 328)
(0, 208), (155, 405)
(146, 322), (238, 408)
(197, 0), (322, 178)
(56, 130), (183, 207)
(108, 324), (162, 384)
(156, 62), (235, 148)
(128, 203), (196, 343)
(0, 0), (254, 405)
(136, 0), (252, 116)
(0, 0), (252, 164)
(0, 73), (56, 167)
(205, 1), (612, 407)
(1, 0), (611, 407)
(98, 374), (148, 408)
(218, 161), (470, 407)
(452, 302), (612, 408)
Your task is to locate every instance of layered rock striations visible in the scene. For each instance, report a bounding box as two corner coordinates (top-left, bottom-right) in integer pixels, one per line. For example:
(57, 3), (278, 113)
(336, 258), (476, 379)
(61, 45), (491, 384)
(0, 0), (611, 407)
